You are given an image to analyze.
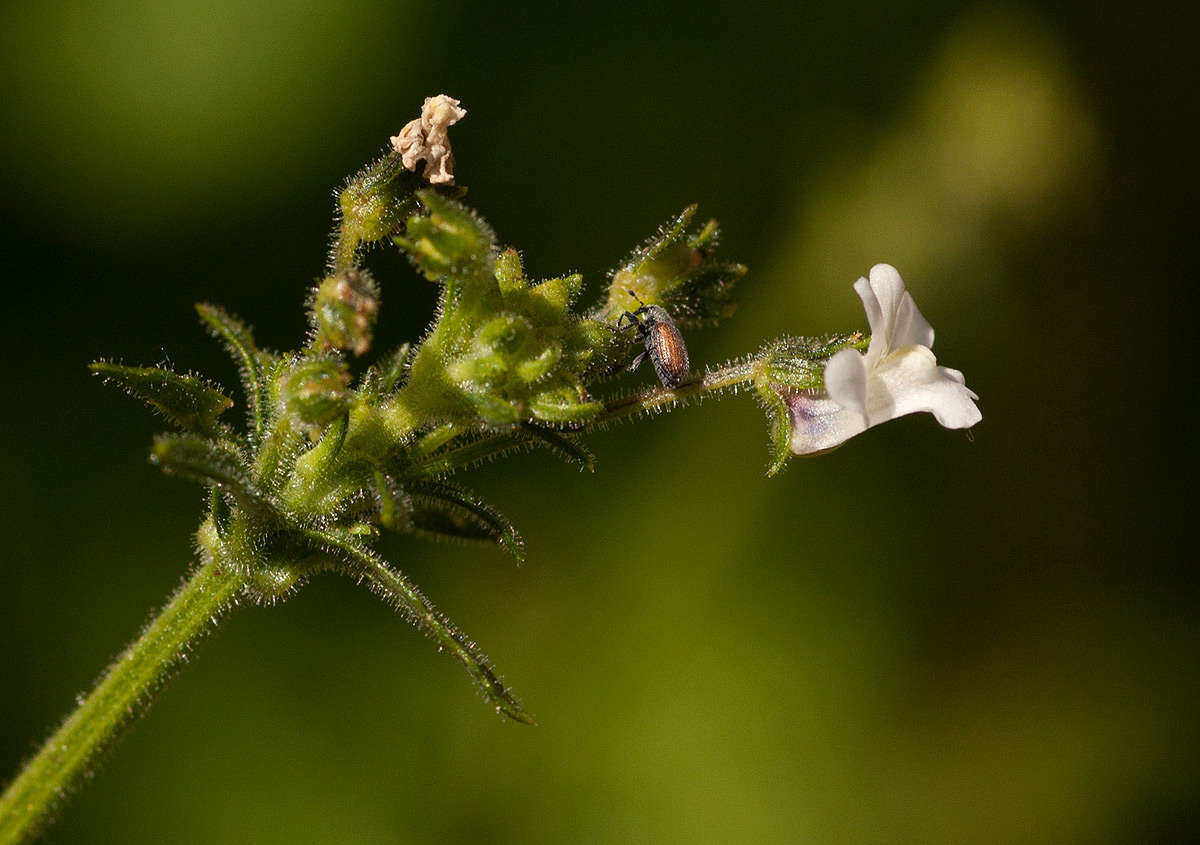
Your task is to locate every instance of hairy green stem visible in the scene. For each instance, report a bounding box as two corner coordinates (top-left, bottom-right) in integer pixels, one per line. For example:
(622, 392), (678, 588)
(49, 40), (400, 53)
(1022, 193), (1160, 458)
(0, 556), (245, 845)
(595, 358), (760, 424)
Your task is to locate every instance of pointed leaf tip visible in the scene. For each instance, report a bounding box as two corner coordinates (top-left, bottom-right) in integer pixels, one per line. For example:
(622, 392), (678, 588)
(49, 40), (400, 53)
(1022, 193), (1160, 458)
(195, 303), (269, 439)
(408, 480), (526, 564)
(521, 424), (596, 472)
(90, 362), (233, 436)
(151, 434), (271, 513)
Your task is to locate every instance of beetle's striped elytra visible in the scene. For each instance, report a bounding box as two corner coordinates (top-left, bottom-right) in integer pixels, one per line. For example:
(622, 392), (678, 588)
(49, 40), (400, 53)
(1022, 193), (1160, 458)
(615, 292), (690, 388)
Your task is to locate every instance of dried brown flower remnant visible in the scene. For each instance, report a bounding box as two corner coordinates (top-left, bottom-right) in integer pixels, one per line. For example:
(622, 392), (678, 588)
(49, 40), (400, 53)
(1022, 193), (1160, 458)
(390, 94), (467, 185)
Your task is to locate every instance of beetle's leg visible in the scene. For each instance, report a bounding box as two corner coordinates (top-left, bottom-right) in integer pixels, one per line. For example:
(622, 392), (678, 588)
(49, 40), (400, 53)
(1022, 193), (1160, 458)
(615, 312), (638, 332)
(627, 351), (648, 372)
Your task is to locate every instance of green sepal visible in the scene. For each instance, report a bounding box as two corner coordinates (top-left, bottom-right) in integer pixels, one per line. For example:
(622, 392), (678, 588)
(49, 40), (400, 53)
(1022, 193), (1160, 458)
(151, 434), (270, 513)
(662, 259), (745, 327)
(408, 480), (525, 564)
(529, 387), (602, 424)
(527, 273), (583, 320)
(687, 217), (720, 250)
(514, 342), (562, 384)
(347, 522), (381, 542)
(755, 379), (793, 477)
(292, 413), (348, 486)
(494, 247), (526, 295)
(373, 342), (412, 395)
(475, 312), (534, 358)
(462, 390), (523, 425)
(209, 486), (231, 538)
(413, 422), (464, 458)
(196, 303), (270, 440)
(89, 362), (233, 437)
(759, 332), (867, 391)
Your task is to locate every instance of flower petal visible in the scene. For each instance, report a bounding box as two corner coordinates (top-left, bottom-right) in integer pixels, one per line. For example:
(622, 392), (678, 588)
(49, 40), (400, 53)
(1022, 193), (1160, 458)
(861, 264), (936, 362)
(785, 390), (867, 455)
(853, 274), (885, 343)
(823, 347), (869, 420)
(868, 345), (982, 429)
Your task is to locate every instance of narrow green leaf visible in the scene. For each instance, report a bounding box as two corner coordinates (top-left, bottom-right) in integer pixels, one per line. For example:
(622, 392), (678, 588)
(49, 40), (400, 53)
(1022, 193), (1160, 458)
(303, 527), (535, 725)
(89, 362), (232, 436)
(151, 434), (271, 514)
(195, 303), (269, 440)
(408, 431), (526, 477)
(641, 204), (697, 262)
(521, 423), (595, 472)
(408, 480), (525, 564)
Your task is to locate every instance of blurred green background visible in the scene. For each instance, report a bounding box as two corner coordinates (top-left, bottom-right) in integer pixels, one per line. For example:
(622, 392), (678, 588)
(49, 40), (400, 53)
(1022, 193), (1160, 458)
(2, 1), (1196, 842)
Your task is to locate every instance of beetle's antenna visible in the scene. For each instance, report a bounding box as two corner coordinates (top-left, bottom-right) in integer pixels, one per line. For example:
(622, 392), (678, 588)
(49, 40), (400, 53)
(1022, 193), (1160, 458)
(625, 288), (646, 307)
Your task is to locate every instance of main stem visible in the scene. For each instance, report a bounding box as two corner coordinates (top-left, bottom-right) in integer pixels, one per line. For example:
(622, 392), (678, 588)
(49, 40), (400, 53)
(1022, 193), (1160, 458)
(0, 555), (245, 845)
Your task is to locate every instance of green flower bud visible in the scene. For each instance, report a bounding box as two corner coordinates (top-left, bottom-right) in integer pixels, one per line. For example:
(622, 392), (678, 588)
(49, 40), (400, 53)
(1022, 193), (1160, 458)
(395, 190), (496, 283)
(333, 156), (423, 270)
(310, 267), (379, 356)
(593, 206), (744, 329)
(278, 359), (351, 427)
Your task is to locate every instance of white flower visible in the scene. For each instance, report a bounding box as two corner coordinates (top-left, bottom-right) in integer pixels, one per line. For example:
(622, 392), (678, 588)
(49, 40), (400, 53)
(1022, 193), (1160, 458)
(786, 264), (981, 454)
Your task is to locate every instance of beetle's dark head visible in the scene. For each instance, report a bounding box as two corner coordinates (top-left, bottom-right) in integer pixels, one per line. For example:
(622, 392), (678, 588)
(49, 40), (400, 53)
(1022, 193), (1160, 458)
(635, 304), (673, 326)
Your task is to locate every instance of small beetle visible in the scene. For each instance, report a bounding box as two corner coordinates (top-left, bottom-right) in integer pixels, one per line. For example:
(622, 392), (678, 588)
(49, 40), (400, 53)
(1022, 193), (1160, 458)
(616, 291), (691, 388)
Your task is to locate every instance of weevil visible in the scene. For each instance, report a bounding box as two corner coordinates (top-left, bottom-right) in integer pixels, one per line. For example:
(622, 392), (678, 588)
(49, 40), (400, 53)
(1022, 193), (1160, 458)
(615, 291), (691, 388)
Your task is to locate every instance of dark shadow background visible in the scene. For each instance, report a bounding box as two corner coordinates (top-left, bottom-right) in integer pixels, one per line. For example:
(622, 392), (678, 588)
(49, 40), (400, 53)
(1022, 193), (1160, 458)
(2, 1), (1196, 842)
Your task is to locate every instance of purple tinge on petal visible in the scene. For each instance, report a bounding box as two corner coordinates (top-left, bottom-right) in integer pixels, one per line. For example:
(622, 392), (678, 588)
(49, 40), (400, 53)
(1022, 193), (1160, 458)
(783, 388), (867, 455)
